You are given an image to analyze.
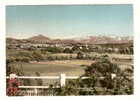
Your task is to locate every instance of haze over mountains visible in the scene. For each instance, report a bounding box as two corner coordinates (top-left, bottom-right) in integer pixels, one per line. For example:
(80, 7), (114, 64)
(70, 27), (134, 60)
(7, 34), (133, 44)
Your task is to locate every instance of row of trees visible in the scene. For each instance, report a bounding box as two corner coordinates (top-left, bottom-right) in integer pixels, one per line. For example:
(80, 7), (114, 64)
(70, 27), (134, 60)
(6, 50), (95, 63)
(7, 44), (133, 63)
(7, 50), (133, 64)
(6, 51), (110, 63)
(28, 45), (133, 54)
(39, 45), (133, 54)
(7, 50), (45, 63)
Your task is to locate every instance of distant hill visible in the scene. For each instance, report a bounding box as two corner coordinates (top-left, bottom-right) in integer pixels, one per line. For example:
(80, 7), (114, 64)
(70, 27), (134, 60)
(28, 35), (79, 44)
(85, 36), (133, 44)
(6, 37), (25, 44)
(28, 34), (51, 43)
(6, 34), (133, 45)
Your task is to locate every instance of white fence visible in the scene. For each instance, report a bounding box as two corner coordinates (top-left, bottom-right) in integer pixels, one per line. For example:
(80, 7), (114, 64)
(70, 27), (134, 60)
(6, 73), (117, 88)
(6, 73), (91, 96)
(6, 73), (90, 89)
(6, 73), (118, 96)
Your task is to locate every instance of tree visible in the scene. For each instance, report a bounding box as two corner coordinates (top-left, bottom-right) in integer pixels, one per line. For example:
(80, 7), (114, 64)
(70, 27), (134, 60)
(63, 48), (73, 53)
(32, 51), (44, 61)
(45, 47), (63, 53)
(35, 72), (43, 86)
(21, 57), (30, 63)
(77, 51), (84, 59)
(17, 51), (32, 58)
(85, 57), (121, 78)
(71, 46), (80, 52)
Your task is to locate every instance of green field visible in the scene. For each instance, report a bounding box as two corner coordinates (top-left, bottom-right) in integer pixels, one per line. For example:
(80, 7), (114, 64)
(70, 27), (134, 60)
(13, 60), (96, 76)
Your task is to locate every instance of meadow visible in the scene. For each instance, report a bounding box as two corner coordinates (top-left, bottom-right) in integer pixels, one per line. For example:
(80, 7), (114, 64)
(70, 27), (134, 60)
(12, 60), (96, 76)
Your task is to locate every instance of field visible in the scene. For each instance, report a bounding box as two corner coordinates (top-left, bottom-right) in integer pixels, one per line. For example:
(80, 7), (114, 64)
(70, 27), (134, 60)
(14, 60), (96, 76)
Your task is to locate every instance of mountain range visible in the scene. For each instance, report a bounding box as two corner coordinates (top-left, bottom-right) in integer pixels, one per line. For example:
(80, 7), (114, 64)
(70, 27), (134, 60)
(6, 34), (133, 44)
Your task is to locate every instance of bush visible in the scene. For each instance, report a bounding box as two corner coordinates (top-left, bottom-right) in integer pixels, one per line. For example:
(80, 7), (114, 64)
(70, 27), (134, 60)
(21, 57), (30, 63)
(63, 48), (73, 53)
(85, 58), (121, 76)
(35, 72), (43, 86)
(44, 47), (64, 53)
(77, 51), (84, 59)
(7, 57), (16, 63)
(47, 56), (55, 61)
(32, 51), (44, 61)
(17, 51), (32, 58)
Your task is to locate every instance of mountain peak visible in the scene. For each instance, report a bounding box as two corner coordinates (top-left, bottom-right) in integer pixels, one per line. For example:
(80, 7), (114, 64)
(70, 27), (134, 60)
(29, 34), (50, 43)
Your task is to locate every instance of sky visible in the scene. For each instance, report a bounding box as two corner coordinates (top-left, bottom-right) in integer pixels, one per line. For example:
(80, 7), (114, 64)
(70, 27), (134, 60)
(6, 5), (133, 39)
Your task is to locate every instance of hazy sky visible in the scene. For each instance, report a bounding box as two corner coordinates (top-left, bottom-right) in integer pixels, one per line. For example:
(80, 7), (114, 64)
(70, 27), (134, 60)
(6, 5), (133, 39)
